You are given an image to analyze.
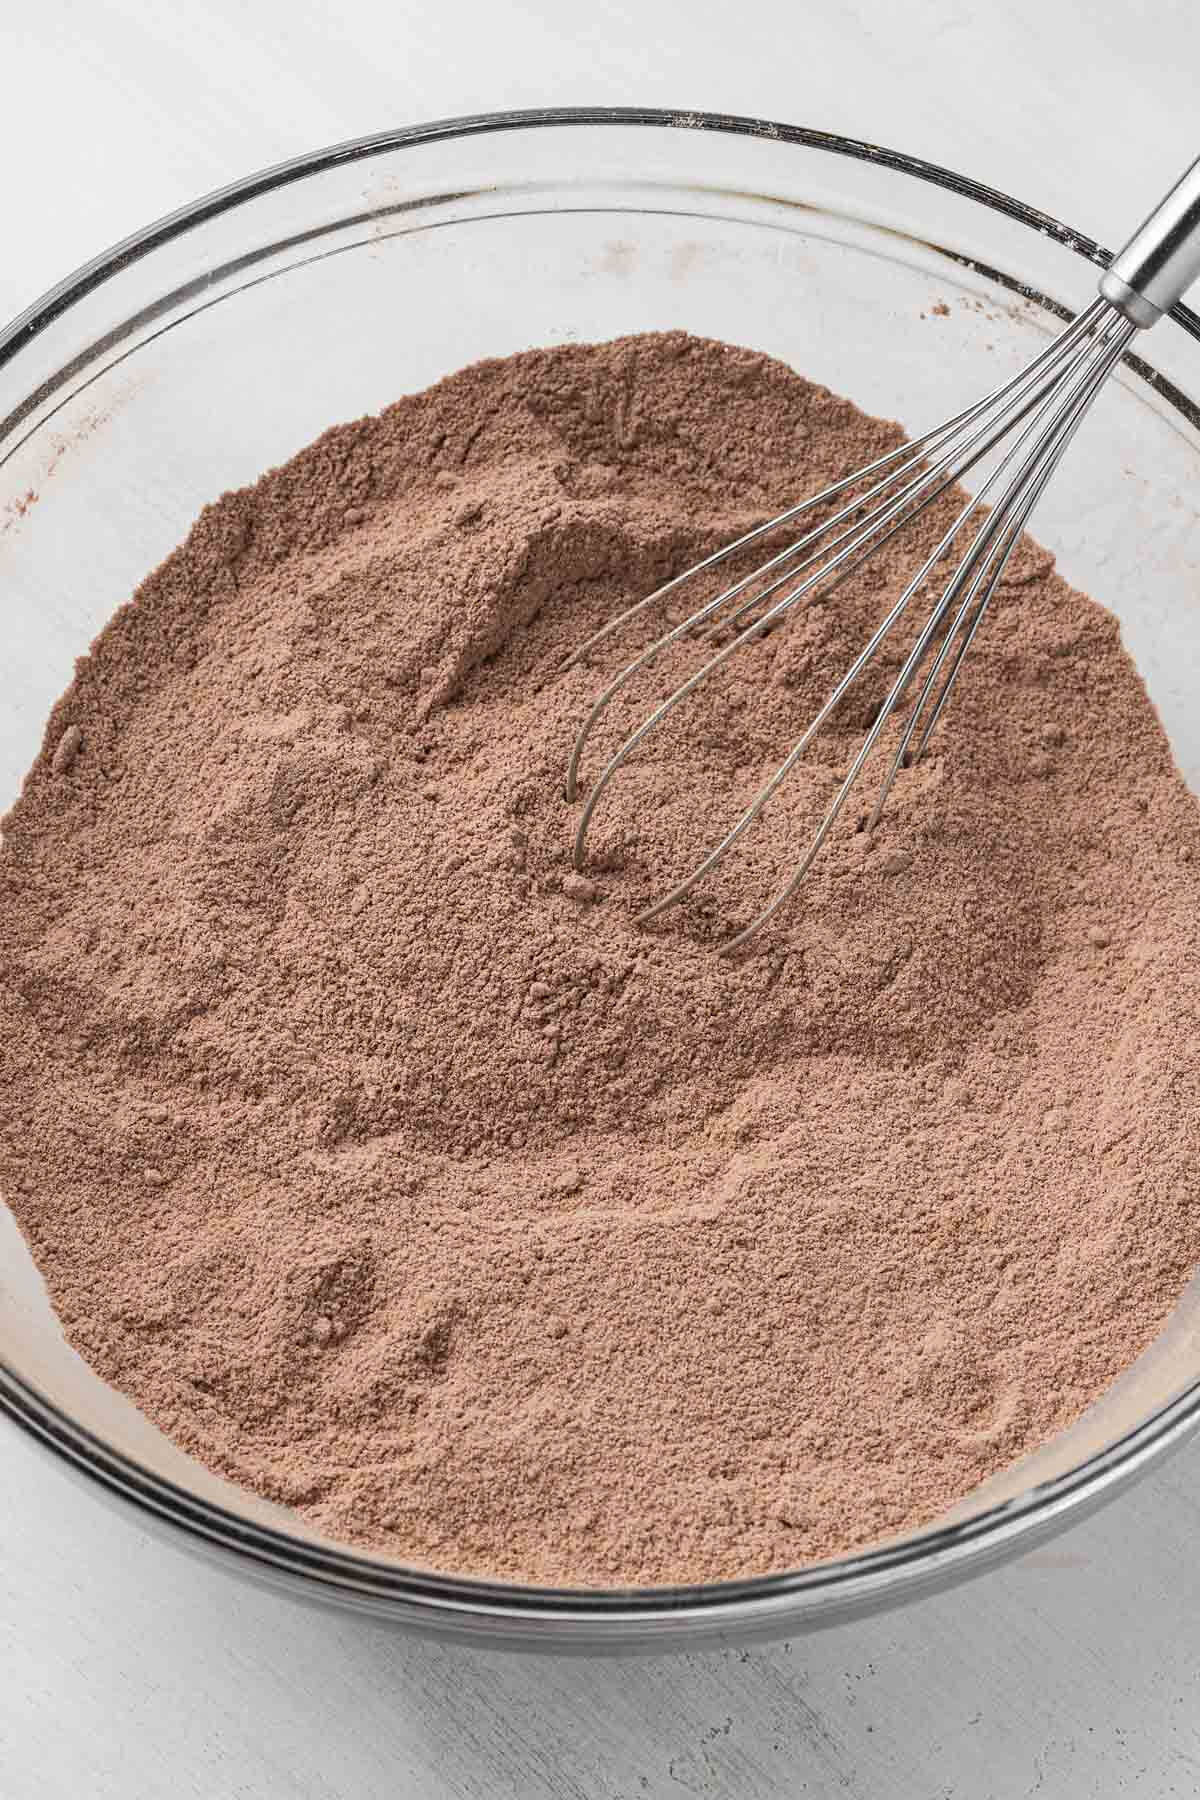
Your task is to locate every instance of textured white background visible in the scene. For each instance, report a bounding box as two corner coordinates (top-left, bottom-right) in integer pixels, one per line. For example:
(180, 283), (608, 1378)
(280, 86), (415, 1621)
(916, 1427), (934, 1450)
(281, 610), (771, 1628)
(3, 2), (1200, 1794)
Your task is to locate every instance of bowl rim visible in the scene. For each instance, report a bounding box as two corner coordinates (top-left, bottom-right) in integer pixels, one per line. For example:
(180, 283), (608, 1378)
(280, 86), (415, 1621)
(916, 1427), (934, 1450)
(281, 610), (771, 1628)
(3, 103), (1199, 1632)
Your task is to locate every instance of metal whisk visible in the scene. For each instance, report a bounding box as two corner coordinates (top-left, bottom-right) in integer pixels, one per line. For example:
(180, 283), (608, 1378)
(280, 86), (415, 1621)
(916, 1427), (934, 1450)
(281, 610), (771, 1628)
(564, 155), (1200, 952)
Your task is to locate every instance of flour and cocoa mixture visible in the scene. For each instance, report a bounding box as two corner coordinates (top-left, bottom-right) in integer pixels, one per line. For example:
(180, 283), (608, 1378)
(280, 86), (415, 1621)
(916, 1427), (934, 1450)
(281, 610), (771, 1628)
(2, 332), (1199, 1587)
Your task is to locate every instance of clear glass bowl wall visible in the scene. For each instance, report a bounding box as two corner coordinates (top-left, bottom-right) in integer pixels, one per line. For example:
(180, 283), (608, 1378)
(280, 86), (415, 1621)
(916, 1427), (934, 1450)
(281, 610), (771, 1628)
(2, 111), (1199, 1650)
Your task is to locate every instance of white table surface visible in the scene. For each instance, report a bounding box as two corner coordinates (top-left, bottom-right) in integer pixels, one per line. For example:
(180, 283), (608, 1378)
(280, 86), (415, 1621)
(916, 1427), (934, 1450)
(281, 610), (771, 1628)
(4, 3), (1200, 1793)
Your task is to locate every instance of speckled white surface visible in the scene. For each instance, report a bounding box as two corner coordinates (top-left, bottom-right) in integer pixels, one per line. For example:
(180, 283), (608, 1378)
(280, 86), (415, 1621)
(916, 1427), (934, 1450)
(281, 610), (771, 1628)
(3, 3), (1200, 1793)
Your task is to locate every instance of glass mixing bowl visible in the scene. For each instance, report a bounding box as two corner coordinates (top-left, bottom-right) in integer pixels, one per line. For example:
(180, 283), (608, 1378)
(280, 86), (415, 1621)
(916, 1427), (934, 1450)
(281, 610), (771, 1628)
(3, 108), (1200, 1652)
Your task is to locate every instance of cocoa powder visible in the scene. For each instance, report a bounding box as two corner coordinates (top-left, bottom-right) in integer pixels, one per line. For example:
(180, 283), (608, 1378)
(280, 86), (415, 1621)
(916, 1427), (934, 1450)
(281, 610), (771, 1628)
(2, 331), (1199, 1586)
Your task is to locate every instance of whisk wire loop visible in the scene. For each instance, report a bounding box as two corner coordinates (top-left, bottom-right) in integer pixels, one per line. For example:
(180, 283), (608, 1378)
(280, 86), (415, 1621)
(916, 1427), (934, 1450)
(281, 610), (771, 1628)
(564, 297), (1138, 949)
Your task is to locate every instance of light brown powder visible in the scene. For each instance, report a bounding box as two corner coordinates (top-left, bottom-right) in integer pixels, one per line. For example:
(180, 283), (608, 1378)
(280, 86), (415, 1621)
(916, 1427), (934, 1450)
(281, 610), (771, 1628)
(2, 331), (1199, 1586)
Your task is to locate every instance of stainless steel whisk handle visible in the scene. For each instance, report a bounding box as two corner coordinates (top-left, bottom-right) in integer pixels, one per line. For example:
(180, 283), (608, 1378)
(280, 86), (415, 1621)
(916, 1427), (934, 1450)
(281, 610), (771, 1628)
(1100, 154), (1200, 327)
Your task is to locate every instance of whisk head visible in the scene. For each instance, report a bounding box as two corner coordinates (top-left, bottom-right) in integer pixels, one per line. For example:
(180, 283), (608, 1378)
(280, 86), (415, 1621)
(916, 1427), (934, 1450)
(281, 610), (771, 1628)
(563, 296), (1138, 951)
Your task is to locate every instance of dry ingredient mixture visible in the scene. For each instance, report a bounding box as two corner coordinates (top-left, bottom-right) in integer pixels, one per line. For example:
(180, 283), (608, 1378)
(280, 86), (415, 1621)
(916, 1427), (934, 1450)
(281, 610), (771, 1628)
(2, 332), (1199, 1587)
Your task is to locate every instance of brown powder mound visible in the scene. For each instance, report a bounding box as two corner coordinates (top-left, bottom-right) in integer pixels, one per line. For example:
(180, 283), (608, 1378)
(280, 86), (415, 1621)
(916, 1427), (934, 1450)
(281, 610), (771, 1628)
(2, 331), (1200, 1587)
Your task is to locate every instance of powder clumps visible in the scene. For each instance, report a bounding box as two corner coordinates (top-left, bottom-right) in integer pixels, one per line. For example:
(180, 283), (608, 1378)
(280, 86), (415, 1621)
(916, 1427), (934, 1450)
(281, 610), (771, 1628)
(2, 331), (1200, 1587)
(50, 723), (83, 773)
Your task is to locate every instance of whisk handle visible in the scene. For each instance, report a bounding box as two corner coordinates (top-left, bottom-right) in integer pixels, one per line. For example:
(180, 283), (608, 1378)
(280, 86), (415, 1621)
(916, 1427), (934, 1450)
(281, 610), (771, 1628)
(1100, 154), (1200, 327)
